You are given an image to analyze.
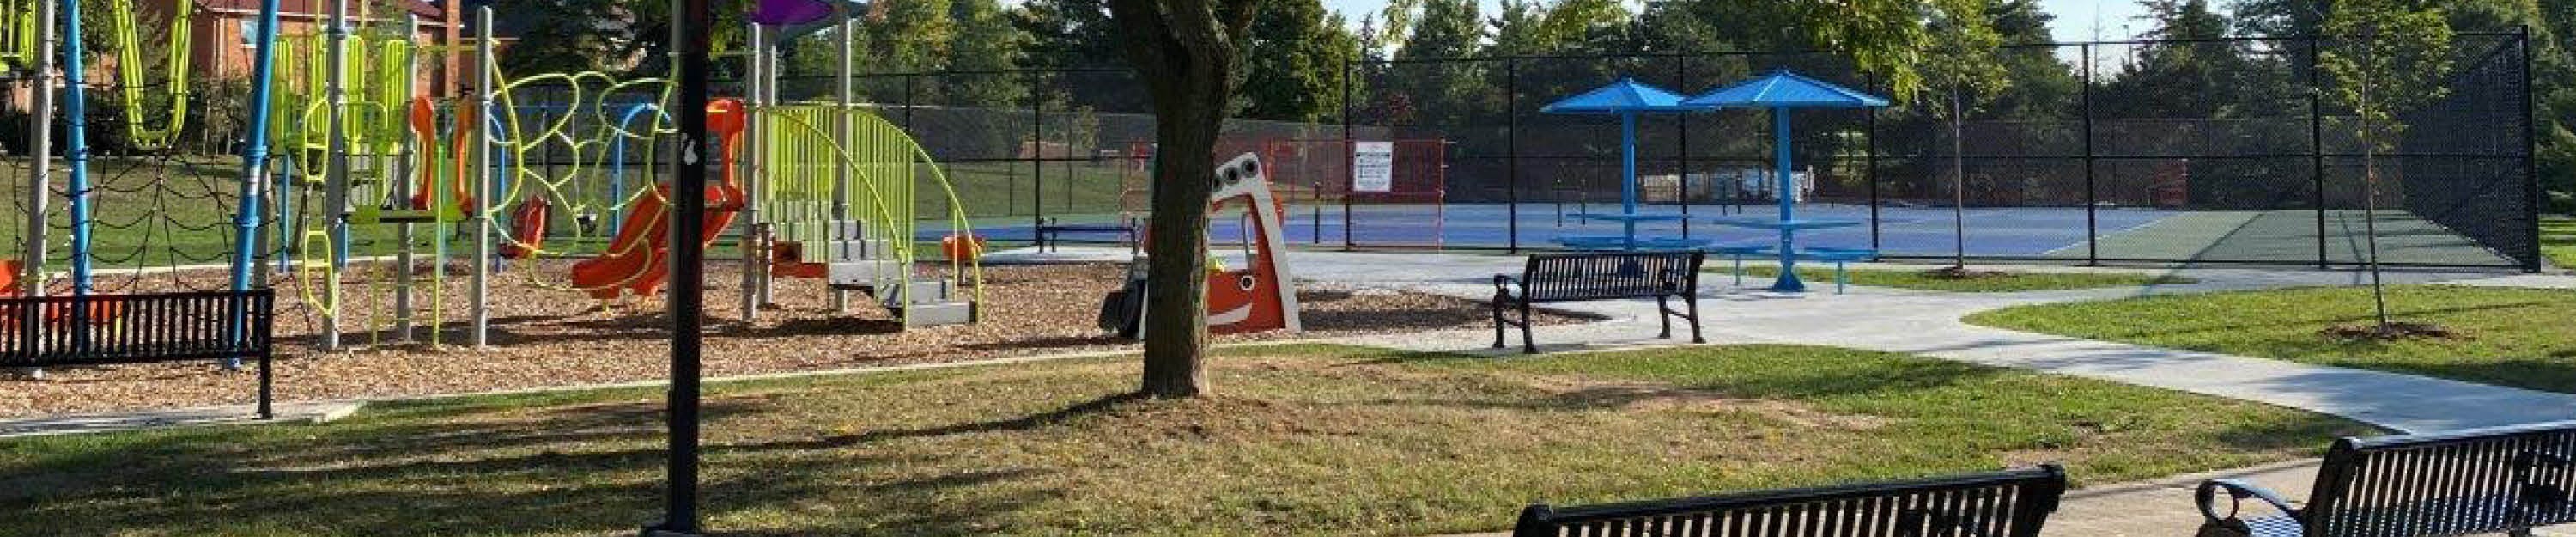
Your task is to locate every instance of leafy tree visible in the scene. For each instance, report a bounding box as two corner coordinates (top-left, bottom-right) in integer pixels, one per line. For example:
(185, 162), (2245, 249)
(493, 0), (631, 76)
(1375, 0), (1422, 53)
(2103, 0), (2253, 119)
(1921, 0), (2011, 272)
(1484, 0), (1550, 57)
(1236, 0), (1358, 122)
(2319, 0), (2455, 332)
(1014, 0), (1144, 113)
(866, 0), (955, 75)
(1015, 0), (1118, 68)
(945, 0), (1025, 107)
(1105, 0), (1260, 398)
(1384, 0), (1485, 126)
(1533, 0), (1630, 49)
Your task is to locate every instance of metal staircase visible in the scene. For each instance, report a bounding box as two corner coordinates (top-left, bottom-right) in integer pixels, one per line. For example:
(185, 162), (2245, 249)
(783, 218), (975, 327)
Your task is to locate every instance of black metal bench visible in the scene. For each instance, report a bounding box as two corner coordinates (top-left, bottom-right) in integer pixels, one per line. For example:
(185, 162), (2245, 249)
(1493, 252), (1705, 354)
(2196, 421), (2576, 537)
(2, 290), (279, 418)
(1515, 465), (2068, 536)
(1035, 217), (1138, 253)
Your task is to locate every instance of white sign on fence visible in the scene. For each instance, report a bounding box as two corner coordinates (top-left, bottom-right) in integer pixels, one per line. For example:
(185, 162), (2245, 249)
(1351, 142), (1395, 193)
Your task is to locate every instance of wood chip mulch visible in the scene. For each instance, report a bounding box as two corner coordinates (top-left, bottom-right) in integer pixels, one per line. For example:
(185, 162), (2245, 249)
(1, 261), (1596, 418)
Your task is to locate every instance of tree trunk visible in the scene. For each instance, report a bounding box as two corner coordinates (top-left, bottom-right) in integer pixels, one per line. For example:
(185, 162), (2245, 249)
(1950, 87), (1967, 271)
(1108, 0), (1254, 398)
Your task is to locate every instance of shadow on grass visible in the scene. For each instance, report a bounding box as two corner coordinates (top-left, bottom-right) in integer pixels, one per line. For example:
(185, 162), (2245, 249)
(0, 390), (1110, 537)
(725, 392), (1147, 453)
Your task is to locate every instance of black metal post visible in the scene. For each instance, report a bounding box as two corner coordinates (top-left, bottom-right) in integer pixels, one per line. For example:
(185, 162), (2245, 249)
(1504, 58), (1519, 253)
(2520, 27), (2542, 272)
(2309, 35), (2330, 269)
(2081, 43), (2099, 265)
(901, 74), (916, 127)
(648, 0), (710, 532)
(1032, 74), (1045, 234)
(1865, 76), (1880, 251)
(1340, 58), (1356, 250)
(1674, 57), (1691, 239)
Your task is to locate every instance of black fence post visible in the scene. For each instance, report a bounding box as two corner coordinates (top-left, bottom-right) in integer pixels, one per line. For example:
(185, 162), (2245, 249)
(256, 292), (274, 420)
(1505, 58), (1519, 253)
(1030, 73), (1045, 233)
(2309, 35), (2330, 269)
(2081, 42), (2099, 265)
(1865, 75), (1881, 252)
(1675, 56), (1692, 240)
(2521, 27), (2543, 272)
(901, 74), (917, 128)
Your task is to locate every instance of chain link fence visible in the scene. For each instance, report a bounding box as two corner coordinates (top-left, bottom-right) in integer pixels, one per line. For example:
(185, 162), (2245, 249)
(575, 32), (2542, 270)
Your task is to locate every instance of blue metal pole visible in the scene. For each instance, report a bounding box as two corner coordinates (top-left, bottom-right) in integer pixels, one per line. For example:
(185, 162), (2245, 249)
(227, 0), (284, 364)
(58, 0), (90, 296)
(611, 103), (666, 235)
(1620, 111), (1638, 250)
(1771, 107), (1803, 292)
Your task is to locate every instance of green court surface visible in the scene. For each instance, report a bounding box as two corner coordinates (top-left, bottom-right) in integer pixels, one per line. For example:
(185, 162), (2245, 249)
(2058, 209), (2517, 266)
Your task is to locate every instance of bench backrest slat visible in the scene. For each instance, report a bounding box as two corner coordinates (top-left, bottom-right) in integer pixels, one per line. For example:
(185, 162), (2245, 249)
(1520, 253), (1704, 302)
(2306, 421), (2576, 537)
(0, 290), (275, 367)
(1516, 466), (2066, 537)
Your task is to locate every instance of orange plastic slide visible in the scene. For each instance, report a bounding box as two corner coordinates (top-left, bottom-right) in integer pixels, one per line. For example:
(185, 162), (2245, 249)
(567, 99), (748, 300)
(0, 259), (19, 297)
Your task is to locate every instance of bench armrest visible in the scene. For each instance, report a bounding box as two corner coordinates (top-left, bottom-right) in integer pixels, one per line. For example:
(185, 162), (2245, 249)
(2196, 479), (2303, 524)
(1493, 274), (1521, 299)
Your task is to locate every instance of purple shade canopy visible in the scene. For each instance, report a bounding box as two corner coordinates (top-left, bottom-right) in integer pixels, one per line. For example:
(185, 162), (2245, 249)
(751, 0), (836, 25)
(753, 0), (869, 41)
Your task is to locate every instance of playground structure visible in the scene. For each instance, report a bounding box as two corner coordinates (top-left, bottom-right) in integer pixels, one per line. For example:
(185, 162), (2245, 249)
(1097, 153), (1302, 339)
(3, 0), (986, 361)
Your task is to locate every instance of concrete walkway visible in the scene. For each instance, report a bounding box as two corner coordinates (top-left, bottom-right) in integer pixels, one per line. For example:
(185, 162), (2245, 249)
(1301, 251), (2576, 434)
(0, 401), (363, 439)
(1321, 252), (2576, 537)
(2439, 272), (2576, 289)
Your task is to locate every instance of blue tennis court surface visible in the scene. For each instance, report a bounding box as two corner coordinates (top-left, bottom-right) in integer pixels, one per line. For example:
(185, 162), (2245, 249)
(937, 203), (2180, 258)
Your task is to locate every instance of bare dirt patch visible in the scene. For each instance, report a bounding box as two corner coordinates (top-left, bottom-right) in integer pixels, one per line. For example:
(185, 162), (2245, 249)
(1920, 266), (2013, 279)
(0, 261), (1595, 418)
(2320, 321), (2464, 341)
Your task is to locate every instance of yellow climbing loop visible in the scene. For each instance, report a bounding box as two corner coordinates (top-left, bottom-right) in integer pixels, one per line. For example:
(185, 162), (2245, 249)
(106, 0), (193, 150)
(480, 66), (683, 294)
(0, 0), (36, 71)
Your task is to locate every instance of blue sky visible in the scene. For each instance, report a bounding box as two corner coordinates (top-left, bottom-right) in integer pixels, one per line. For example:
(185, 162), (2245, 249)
(1315, 0), (2154, 45)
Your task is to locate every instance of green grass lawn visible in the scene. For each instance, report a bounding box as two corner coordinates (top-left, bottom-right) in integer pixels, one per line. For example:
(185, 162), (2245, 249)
(2543, 216), (2576, 270)
(1967, 285), (2576, 394)
(1718, 265), (2196, 292)
(0, 344), (2366, 536)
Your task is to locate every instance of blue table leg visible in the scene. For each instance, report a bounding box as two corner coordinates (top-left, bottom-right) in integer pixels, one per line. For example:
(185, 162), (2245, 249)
(1765, 107), (1805, 293)
(1836, 262), (1848, 295)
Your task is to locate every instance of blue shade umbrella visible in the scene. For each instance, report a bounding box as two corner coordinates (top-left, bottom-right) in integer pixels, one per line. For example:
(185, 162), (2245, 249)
(1686, 70), (1889, 291)
(1540, 77), (1701, 250)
